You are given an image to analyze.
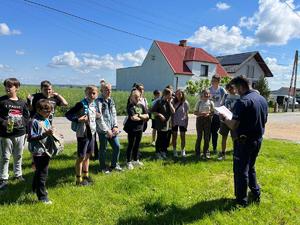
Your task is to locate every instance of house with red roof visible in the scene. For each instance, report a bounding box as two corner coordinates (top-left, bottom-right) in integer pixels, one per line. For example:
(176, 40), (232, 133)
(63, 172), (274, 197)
(116, 40), (227, 91)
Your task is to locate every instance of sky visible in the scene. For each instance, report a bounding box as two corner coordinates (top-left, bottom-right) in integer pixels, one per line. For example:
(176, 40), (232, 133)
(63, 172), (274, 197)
(1, 0), (300, 90)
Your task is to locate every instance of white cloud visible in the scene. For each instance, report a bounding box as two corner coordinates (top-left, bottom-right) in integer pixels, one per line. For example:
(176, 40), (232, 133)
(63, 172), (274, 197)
(187, 25), (255, 54)
(216, 2), (231, 10)
(16, 50), (25, 55)
(239, 0), (300, 45)
(0, 23), (21, 36)
(49, 48), (147, 73)
(265, 57), (293, 89)
(0, 64), (12, 72)
(34, 66), (39, 71)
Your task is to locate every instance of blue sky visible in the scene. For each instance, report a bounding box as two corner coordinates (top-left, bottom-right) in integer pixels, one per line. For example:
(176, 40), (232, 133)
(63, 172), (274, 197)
(1, 0), (300, 90)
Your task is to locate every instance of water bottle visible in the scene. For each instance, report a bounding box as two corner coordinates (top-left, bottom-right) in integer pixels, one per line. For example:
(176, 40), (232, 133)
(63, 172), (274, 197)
(7, 116), (14, 133)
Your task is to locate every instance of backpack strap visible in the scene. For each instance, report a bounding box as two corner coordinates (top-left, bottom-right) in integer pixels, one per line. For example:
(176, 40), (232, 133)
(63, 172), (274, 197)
(81, 98), (89, 115)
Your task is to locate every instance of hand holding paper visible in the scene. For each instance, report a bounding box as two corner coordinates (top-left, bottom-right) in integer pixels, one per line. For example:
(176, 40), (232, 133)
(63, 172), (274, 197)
(215, 106), (233, 120)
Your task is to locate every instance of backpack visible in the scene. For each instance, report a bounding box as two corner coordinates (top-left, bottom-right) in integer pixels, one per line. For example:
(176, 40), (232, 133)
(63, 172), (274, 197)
(71, 99), (89, 132)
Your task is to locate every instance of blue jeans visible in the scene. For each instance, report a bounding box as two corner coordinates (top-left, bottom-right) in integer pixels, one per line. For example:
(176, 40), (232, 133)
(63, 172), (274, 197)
(98, 133), (120, 170)
(233, 138), (262, 204)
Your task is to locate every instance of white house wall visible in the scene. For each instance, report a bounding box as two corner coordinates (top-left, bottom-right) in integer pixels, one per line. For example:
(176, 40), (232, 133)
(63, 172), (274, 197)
(234, 58), (264, 82)
(174, 75), (193, 89)
(186, 61), (216, 79)
(116, 42), (174, 91)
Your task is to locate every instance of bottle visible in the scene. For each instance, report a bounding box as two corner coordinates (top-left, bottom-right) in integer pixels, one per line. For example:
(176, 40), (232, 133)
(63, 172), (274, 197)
(7, 116), (14, 133)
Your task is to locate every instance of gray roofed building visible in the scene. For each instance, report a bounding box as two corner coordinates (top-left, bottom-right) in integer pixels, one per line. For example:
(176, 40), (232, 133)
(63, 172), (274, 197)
(216, 51), (273, 88)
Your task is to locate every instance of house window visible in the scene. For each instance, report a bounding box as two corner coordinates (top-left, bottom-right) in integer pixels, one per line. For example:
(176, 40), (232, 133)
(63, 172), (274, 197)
(200, 65), (208, 77)
(247, 65), (255, 78)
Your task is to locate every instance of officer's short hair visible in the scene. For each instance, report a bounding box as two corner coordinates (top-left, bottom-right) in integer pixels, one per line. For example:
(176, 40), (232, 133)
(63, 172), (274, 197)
(230, 76), (250, 89)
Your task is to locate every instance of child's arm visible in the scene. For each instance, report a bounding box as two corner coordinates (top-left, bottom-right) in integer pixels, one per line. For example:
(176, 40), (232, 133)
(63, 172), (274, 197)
(28, 120), (53, 141)
(53, 92), (68, 106)
(65, 102), (83, 122)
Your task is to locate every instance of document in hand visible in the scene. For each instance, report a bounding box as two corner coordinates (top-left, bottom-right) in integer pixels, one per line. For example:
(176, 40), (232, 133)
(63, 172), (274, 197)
(215, 106), (233, 120)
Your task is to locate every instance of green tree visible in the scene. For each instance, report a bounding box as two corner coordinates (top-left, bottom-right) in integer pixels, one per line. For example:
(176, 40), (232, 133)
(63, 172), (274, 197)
(255, 76), (270, 99)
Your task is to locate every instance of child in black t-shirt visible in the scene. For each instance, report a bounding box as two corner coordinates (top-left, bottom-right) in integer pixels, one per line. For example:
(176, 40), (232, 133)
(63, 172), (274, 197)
(124, 90), (148, 169)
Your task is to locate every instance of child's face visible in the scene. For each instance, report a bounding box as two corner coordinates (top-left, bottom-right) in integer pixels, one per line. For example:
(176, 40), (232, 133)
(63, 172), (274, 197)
(38, 108), (51, 119)
(86, 89), (98, 101)
(175, 91), (183, 100)
(130, 92), (140, 104)
(5, 84), (18, 97)
(41, 86), (53, 98)
(227, 87), (237, 95)
(201, 92), (209, 100)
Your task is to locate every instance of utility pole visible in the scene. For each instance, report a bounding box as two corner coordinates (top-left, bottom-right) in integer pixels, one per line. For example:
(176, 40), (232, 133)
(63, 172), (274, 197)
(286, 50), (298, 112)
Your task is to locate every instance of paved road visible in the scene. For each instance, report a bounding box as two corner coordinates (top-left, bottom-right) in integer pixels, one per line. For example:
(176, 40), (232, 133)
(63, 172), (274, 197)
(53, 112), (300, 143)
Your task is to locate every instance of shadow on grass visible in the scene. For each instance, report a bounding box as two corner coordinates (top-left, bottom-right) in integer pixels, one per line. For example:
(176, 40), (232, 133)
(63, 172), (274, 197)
(118, 198), (236, 225)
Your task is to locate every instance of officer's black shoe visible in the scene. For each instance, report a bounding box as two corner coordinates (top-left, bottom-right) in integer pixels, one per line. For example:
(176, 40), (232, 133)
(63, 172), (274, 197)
(235, 199), (248, 207)
(249, 192), (261, 204)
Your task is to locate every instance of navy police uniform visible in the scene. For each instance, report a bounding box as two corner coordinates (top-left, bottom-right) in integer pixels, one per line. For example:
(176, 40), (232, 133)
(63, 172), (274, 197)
(232, 90), (268, 205)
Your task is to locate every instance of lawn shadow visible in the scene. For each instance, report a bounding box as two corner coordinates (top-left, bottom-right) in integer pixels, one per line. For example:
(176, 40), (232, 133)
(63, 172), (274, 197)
(118, 197), (236, 225)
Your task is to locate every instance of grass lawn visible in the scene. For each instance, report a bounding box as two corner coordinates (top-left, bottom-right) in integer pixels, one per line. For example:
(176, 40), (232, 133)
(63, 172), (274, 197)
(0, 136), (299, 225)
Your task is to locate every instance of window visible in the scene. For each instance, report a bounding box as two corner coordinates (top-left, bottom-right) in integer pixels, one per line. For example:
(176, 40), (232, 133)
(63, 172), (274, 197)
(200, 65), (209, 77)
(247, 65), (255, 78)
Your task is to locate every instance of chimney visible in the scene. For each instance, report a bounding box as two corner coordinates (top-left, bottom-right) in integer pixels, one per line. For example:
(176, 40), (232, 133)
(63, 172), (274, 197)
(179, 40), (187, 47)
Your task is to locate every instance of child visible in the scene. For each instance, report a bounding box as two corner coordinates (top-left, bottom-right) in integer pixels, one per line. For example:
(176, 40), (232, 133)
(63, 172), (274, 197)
(194, 89), (214, 159)
(0, 78), (29, 190)
(171, 89), (189, 157)
(65, 85), (98, 185)
(28, 99), (55, 204)
(150, 90), (161, 146)
(151, 88), (175, 159)
(218, 83), (240, 160)
(123, 90), (149, 169)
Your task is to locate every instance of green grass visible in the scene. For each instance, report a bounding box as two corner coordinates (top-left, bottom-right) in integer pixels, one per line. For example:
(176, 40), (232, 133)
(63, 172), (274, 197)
(0, 136), (299, 225)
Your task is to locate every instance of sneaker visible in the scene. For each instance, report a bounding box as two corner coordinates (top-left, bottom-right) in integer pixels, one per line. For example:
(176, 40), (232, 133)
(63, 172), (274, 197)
(111, 164), (123, 172)
(40, 199), (53, 205)
(206, 154), (211, 159)
(156, 152), (163, 160)
(127, 162), (134, 170)
(13, 176), (25, 182)
(100, 169), (111, 174)
(151, 141), (156, 146)
(132, 160), (144, 167)
(181, 150), (186, 157)
(76, 179), (89, 186)
(83, 176), (93, 184)
(173, 149), (178, 157)
(0, 180), (8, 190)
(217, 153), (225, 161)
(161, 152), (167, 160)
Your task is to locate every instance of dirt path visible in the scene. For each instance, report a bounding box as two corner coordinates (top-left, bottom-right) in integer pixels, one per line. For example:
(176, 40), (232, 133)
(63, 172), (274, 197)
(53, 112), (300, 143)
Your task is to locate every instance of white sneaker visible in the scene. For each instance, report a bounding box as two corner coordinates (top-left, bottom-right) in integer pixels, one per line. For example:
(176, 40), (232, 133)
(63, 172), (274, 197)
(127, 162), (134, 170)
(181, 150), (186, 157)
(132, 160), (144, 167)
(151, 141), (156, 146)
(156, 152), (163, 159)
(161, 152), (167, 159)
(173, 149), (178, 157)
(112, 164), (123, 172)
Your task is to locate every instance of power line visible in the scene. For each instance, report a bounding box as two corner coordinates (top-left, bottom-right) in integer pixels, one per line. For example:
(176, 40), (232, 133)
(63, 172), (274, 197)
(23, 0), (153, 41)
(281, 0), (300, 18)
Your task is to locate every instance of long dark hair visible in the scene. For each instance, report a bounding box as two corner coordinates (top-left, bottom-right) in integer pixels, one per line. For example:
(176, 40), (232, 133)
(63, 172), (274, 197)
(174, 89), (185, 104)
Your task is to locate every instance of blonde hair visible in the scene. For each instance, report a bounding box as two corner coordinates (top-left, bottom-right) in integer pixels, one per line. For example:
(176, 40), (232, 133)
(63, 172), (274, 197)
(85, 85), (98, 94)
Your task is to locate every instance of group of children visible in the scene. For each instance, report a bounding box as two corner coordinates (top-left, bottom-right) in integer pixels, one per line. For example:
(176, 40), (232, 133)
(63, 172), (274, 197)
(0, 76), (239, 205)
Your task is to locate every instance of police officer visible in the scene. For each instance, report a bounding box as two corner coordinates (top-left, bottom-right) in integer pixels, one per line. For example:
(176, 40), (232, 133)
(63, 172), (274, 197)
(221, 76), (268, 206)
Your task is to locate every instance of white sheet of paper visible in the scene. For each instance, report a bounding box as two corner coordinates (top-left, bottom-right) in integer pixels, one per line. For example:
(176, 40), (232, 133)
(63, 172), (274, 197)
(215, 106), (233, 120)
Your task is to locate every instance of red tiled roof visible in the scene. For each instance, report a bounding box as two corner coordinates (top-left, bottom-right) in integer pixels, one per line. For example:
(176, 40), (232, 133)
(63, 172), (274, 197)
(155, 40), (227, 77)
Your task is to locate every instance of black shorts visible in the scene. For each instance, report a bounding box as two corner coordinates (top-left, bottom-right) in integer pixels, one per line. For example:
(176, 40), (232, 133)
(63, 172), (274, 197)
(219, 122), (237, 139)
(77, 135), (95, 158)
(172, 125), (187, 132)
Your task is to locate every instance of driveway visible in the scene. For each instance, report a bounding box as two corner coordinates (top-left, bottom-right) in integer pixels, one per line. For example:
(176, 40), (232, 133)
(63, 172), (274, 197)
(53, 112), (300, 143)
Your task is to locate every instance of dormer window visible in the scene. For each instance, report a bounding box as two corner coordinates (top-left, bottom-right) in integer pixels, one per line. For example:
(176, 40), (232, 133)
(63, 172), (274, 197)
(151, 55), (155, 60)
(200, 65), (208, 76)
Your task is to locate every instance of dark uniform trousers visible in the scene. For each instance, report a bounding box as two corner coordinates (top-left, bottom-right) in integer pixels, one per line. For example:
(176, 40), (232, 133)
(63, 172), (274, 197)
(233, 138), (262, 204)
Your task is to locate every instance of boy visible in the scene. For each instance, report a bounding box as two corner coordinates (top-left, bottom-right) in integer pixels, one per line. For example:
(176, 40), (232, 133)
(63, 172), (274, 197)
(151, 88), (175, 159)
(28, 99), (54, 204)
(65, 85), (98, 185)
(150, 90), (161, 146)
(0, 78), (29, 190)
(27, 80), (68, 124)
(194, 89), (214, 159)
(218, 83), (240, 160)
(209, 75), (226, 155)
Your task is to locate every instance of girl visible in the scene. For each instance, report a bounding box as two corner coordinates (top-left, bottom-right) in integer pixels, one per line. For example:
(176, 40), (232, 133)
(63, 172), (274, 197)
(171, 89), (189, 157)
(124, 90), (149, 169)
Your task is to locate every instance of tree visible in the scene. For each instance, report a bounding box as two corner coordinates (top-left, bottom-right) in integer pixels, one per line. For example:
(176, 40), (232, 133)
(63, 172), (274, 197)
(255, 76), (270, 99)
(185, 77), (231, 95)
